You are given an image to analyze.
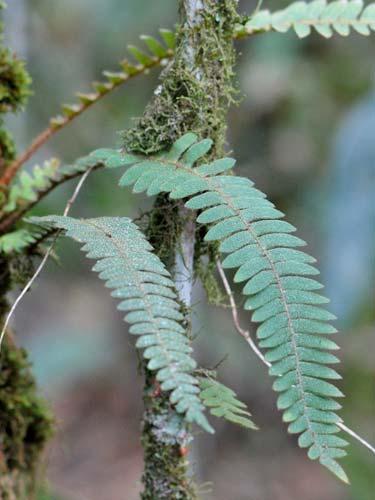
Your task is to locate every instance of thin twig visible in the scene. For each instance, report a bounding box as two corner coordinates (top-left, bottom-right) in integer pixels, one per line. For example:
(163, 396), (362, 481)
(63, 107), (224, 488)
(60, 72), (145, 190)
(338, 422), (375, 455)
(0, 167), (93, 351)
(215, 259), (375, 457)
(216, 258), (270, 367)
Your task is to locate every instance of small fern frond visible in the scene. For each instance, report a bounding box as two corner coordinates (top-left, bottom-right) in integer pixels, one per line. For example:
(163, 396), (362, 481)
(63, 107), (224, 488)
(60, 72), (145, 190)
(114, 133), (349, 482)
(0, 29), (176, 187)
(31, 215), (213, 434)
(0, 225), (49, 255)
(50, 30), (176, 131)
(0, 149), (125, 221)
(200, 377), (258, 430)
(237, 0), (375, 39)
(3, 158), (61, 213)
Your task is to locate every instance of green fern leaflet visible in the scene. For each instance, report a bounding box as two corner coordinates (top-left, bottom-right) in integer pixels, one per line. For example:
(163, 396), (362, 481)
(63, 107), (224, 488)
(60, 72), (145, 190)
(32, 215), (213, 434)
(238, 0), (375, 39)
(114, 133), (349, 482)
(200, 377), (258, 430)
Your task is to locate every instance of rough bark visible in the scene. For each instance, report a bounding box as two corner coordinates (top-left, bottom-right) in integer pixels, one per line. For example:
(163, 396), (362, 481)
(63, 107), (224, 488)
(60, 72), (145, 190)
(124, 1), (238, 498)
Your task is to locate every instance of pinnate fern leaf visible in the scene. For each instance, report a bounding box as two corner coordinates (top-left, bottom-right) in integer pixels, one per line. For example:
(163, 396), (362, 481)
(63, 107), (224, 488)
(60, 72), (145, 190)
(238, 0), (375, 39)
(113, 133), (349, 482)
(200, 377), (258, 430)
(31, 215), (213, 434)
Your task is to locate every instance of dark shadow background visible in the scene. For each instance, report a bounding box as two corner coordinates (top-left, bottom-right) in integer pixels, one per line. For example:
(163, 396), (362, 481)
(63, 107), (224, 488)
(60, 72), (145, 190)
(4, 1), (375, 499)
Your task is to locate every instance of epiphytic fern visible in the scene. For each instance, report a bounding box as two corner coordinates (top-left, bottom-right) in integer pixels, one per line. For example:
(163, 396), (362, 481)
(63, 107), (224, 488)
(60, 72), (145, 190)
(237, 0), (375, 38)
(113, 133), (348, 482)
(200, 377), (258, 430)
(31, 215), (213, 433)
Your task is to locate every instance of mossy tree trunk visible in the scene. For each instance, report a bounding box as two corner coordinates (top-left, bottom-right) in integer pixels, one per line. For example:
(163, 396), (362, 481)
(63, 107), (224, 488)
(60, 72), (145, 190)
(124, 1), (238, 498)
(0, 259), (54, 500)
(0, 2), (54, 495)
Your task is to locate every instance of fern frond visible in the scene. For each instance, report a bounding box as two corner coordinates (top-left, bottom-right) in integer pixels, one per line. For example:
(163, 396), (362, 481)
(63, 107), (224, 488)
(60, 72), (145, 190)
(200, 377), (258, 430)
(237, 0), (375, 39)
(3, 158), (61, 213)
(0, 149), (125, 221)
(31, 215), (213, 434)
(114, 133), (349, 482)
(50, 30), (176, 131)
(0, 29), (176, 187)
(0, 225), (49, 254)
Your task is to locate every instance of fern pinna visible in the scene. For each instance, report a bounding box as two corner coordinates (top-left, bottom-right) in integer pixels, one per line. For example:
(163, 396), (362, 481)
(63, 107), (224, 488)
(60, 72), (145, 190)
(32, 215), (213, 434)
(238, 0), (375, 38)
(112, 133), (348, 482)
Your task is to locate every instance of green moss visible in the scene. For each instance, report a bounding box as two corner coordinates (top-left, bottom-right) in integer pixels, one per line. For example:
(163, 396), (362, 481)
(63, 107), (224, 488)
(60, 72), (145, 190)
(0, 336), (54, 499)
(143, 194), (183, 268)
(194, 235), (225, 306)
(123, 0), (238, 157)
(0, 259), (54, 499)
(0, 47), (32, 114)
(0, 127), (16, 165)
(141, 372), (196, 500)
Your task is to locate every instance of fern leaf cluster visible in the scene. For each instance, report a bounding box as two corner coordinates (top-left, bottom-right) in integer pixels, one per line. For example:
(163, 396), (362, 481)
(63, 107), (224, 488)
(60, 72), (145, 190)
(1, 148), (126, 217)
(114, 133), (348, 482)
(200, 377), (257, 430)
(238, 0), (375, 39)
(50, 30), (176, 131)
(32, 215), (213, 434)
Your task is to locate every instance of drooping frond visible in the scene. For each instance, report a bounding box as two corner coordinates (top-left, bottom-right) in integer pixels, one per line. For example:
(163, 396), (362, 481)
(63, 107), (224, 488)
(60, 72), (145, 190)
(200, 377), (258, 430)
(114, 133), (349, 482)
(236, 0), (375, 39)
(31, 215), (213, 433)
(0, 148), (126, 220)
(0, 225), (49, 254)
(50, 30), (176, 131)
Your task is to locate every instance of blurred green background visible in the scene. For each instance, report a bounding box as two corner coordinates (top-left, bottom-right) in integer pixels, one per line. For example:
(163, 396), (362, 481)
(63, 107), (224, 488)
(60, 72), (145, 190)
(4, 1), (375, 499)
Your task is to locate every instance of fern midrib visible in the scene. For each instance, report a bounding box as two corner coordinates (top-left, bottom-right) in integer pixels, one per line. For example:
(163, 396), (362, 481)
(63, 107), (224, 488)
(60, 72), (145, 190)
(84, 219), (188, 392)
